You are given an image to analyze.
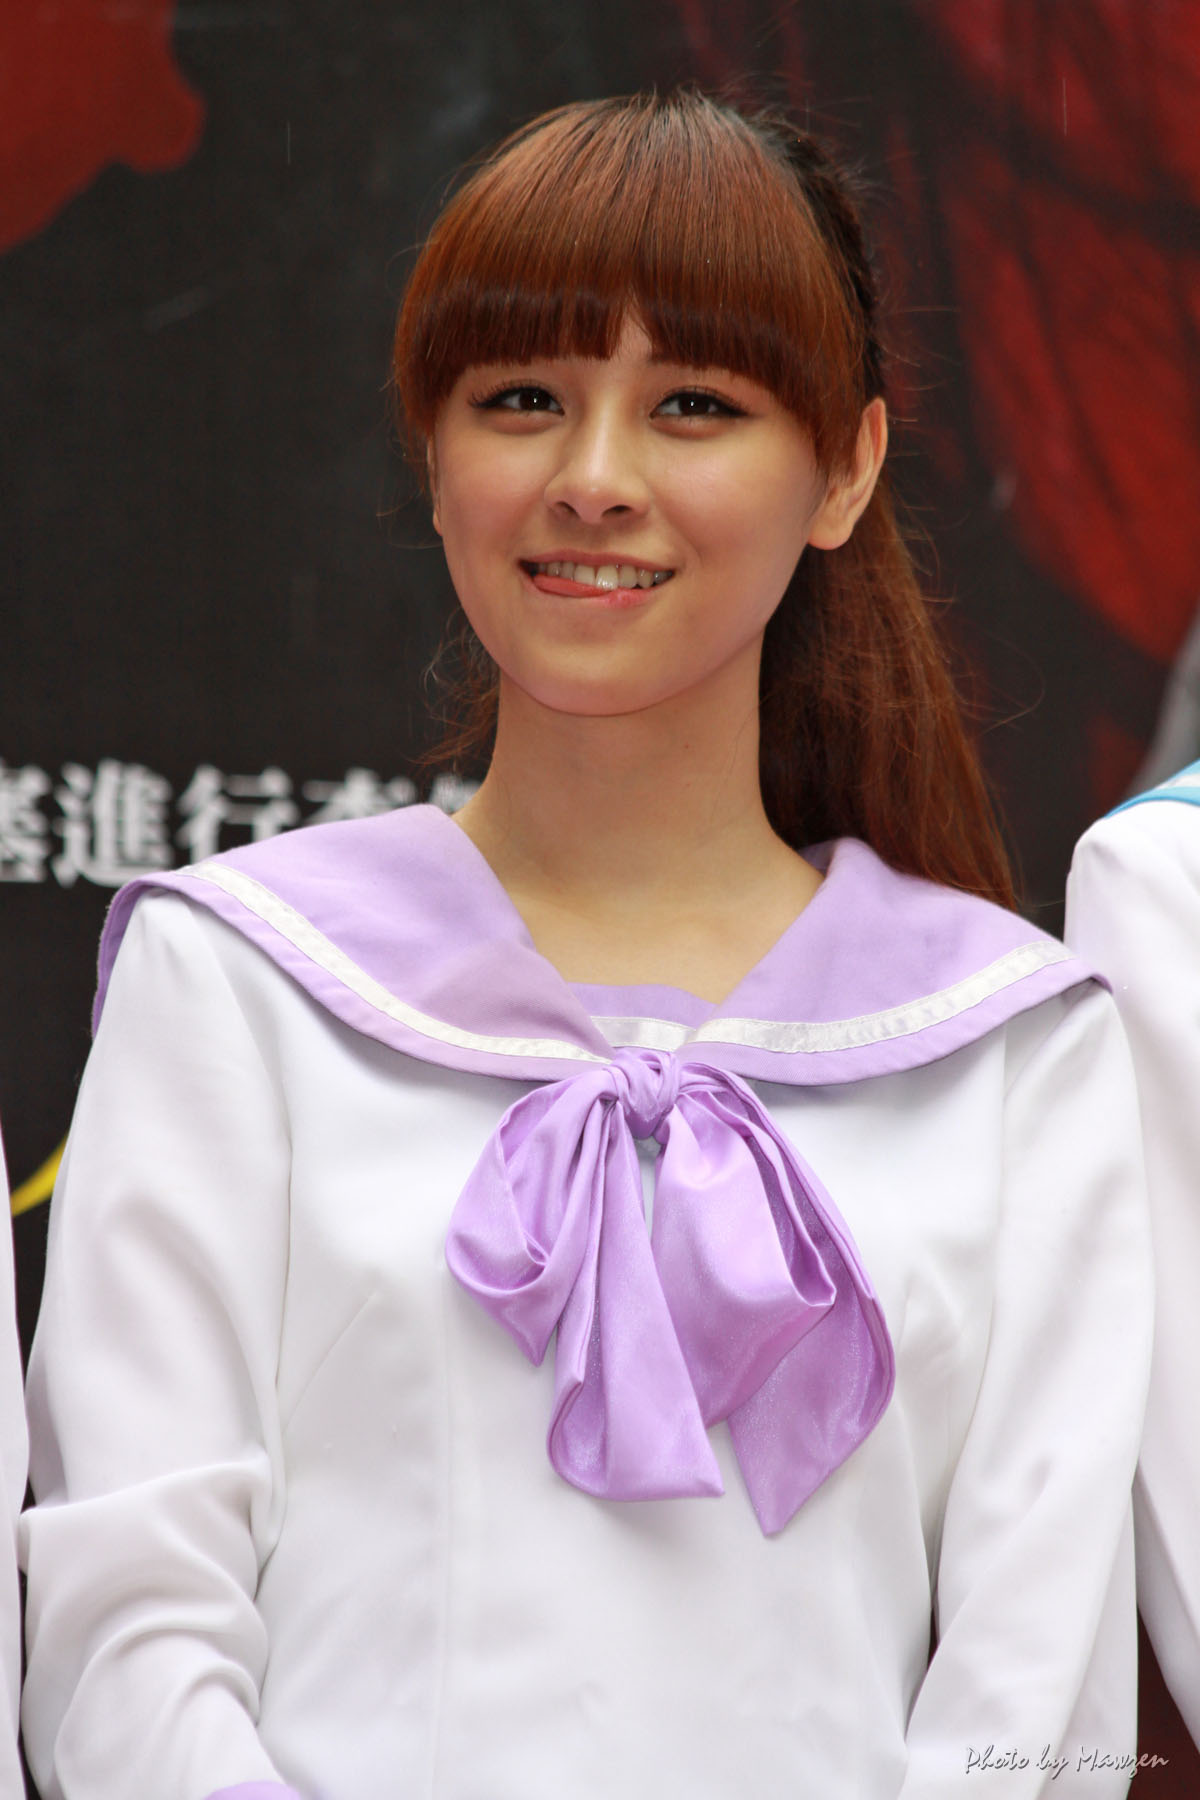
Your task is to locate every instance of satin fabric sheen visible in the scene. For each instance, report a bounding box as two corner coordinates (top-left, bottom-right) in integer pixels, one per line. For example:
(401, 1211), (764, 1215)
(446, 1048), (894, 1534)
(207, 1788), (303, 1799)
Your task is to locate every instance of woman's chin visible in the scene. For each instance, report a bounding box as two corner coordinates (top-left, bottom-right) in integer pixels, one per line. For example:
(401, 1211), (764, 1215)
(495, 658), (681, 722)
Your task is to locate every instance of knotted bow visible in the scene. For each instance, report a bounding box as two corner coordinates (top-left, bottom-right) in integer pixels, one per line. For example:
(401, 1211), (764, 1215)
(445, 1048), (894, 1534)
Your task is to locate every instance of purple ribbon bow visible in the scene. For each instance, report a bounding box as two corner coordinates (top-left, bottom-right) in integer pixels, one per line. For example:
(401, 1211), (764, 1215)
(445, 1048), (894, 1535)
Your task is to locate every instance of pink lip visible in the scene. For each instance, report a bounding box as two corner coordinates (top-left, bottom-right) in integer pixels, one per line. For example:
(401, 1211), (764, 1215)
(520, 565), (659, 609)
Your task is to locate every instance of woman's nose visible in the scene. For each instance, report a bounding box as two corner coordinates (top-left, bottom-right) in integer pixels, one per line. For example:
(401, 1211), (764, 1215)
(542, 415), (649, 522)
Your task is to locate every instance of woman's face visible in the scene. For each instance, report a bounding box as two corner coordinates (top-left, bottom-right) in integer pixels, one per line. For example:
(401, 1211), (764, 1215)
(430, 316), (873, 722)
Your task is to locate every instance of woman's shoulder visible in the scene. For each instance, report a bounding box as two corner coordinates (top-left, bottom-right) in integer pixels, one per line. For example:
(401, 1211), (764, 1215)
(676, 837), (1099, 1089)
(92, 807), (609, 1084)
(1067, 771), (1200, 994)
(800, 836), (1083, 1013)
(95, 803), (482, 1021)
(1072, 765), (1200, 883)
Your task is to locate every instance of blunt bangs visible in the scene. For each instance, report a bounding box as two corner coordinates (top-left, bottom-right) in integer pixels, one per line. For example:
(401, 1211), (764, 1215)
(392, 92), (868, 472)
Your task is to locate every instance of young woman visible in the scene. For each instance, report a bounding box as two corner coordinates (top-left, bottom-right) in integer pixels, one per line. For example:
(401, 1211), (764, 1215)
(1068, 764), (1200, 1755)
(21, 92), (1151, 1798)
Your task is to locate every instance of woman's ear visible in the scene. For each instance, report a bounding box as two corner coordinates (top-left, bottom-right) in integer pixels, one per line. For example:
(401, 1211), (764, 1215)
(806, 397), (888, 551)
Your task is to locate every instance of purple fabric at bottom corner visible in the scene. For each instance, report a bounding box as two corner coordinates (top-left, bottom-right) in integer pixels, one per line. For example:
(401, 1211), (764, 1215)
(205, 1785), (307, 1800)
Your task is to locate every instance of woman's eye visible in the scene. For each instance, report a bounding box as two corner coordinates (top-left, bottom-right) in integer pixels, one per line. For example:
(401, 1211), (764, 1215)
(655, 389), (743, 420)
(473, 384), (561, 414)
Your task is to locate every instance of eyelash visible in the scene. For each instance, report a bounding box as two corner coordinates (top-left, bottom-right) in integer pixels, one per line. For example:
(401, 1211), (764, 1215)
(471, 383), (558, 413)
(468, 383), (747, 419)
(656, 389), (745, 420)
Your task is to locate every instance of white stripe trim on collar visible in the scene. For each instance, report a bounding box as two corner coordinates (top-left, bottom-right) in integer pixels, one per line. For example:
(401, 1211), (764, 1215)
(592, 940), (1073, 1054)
(194, 860), (1073, 1065)
(194, 862), (607, 1063)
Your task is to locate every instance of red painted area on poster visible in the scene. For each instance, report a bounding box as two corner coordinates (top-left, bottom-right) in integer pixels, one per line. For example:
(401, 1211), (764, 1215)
(927, 0), (1200, 664)
(1088, 713), (1147, 819)
(932, 0), (1200, 208)
(0, 0), (204, 253)
(941, 144), (1200, 667)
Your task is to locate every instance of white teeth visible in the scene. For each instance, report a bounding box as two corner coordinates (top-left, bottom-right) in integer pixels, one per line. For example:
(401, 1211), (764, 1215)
(531, 560), (671, 588)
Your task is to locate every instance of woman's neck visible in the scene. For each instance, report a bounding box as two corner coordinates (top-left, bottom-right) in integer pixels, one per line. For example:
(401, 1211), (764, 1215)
(451, 675), (823, 1002)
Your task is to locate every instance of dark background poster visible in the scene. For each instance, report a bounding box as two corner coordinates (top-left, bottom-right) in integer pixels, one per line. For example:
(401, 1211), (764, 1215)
(3, 1), (1198, 1789)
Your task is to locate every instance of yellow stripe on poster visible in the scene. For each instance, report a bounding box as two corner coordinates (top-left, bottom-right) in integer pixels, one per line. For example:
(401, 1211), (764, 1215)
(11, 1142), (63, 1217)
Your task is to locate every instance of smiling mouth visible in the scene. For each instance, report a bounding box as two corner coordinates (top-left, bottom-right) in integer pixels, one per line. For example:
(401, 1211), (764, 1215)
(522, 559), (673, 590)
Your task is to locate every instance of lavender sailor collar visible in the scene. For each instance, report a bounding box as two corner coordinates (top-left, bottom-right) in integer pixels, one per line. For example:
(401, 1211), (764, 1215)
(93, 806), (1098, 1535)
(95, 803), (1092, 1086)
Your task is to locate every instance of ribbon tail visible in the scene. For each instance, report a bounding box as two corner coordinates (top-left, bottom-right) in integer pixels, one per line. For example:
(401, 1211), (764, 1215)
(726, 1167), (894, 1532)
(727, 1280), (893, 1535)
(651, 1097), (837, 1425)
(548, 1113), (723, 1502)
(691, 1074), (894, 1534)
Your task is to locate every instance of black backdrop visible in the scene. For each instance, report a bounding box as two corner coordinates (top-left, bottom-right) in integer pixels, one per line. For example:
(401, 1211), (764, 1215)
(3, 2), (1198, 1788)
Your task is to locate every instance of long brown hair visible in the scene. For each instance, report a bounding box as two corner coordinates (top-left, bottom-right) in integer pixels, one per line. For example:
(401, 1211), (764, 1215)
(392, 91), (1015, 909)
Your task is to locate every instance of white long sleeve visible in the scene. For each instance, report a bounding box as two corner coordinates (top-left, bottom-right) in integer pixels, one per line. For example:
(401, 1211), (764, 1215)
(21, 899), (294, 1797)
(0, 1130), (28, 1800)
(897, 986), (1151, 1794)
(1067, 800), (1200, 1748)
